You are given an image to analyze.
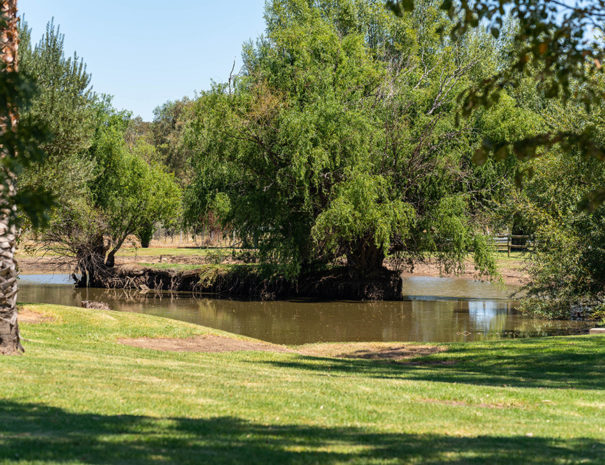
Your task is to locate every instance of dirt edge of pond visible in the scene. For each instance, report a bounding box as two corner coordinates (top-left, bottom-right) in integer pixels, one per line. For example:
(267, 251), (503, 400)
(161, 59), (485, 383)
(118, 336), (447, 361)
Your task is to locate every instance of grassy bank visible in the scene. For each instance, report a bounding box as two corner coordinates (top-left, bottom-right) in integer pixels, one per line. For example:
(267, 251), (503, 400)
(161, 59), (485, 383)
(0, 304), (603, 464)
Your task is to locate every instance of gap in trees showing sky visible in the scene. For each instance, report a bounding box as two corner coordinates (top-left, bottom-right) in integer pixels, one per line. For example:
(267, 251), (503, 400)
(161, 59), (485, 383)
(19, 0), (266, 121)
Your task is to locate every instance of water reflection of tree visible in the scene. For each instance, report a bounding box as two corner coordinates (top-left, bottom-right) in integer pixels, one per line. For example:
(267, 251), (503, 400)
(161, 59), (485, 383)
(193, 299), (523, 345)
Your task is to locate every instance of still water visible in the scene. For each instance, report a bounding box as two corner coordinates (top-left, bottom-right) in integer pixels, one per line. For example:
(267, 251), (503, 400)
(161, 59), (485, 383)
(18, 274), (591, 345)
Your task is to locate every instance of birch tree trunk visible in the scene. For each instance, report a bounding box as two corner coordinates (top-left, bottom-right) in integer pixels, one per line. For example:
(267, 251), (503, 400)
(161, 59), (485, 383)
(0, 0), (22, 355)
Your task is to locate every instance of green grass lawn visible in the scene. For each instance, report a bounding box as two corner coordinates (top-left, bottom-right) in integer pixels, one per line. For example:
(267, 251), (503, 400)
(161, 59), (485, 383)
(16, 246), (243, 259)
(116, 247), (241, 257)
(494, 251), (528, 269)
(1, 304), (603, 464)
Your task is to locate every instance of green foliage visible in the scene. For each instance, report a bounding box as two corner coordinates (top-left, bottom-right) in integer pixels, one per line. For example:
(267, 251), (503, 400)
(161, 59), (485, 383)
(387, 0), (604, 109)
(517, 73), (605, 319)
(388, 1), (605, 189)
(19, 19), (182, 274)
(0, 66), (51, 227)
(520, 155), (605, 319)
(18, 19), (97, 210)
(136, 222), (154, 248)
(151, 98), (194, 183)
(312, 173), (416, 262)
(184, 0), (503, 277)
(0, 12), (52, 228)
(87, 108), (182, 260)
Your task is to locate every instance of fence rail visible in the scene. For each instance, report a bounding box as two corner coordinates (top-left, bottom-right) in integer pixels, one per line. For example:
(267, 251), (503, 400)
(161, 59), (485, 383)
(493, 234), (532, 256)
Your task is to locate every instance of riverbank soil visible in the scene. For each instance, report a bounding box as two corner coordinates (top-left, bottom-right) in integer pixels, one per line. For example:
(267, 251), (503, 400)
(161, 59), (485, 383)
(16, 247), (529, 286)
(3, 304), (604, 464)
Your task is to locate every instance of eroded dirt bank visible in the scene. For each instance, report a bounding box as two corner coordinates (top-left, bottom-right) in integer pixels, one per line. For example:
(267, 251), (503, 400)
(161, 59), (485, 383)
(86, 266), (405, 301)
(17, 252), (528, 287)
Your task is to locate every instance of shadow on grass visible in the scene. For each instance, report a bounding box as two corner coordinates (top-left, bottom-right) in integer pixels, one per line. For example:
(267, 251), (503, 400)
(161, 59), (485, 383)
(0, 401), (602, 464)
(268, 337), (605, 390)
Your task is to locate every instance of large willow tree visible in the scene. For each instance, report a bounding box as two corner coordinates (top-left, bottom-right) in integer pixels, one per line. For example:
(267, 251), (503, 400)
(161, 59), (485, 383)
(185, 0), (504, 278)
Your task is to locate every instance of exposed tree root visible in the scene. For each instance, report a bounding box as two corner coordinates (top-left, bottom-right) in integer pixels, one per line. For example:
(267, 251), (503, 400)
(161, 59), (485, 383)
(80, 266), (404, 301)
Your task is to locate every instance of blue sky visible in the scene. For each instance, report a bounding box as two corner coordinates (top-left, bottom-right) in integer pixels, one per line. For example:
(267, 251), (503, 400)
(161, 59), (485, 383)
(19, 0), (267, 121)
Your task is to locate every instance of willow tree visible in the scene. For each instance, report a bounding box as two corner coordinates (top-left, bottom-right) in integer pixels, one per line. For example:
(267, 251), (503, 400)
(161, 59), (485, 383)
(185, 0), (502, 279)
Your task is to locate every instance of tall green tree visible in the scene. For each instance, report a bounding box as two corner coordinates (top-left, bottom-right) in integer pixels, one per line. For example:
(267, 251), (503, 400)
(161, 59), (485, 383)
(388, 0), (605, 200)
(14, 19), (182, 287)
(17, 18), (97, 209)
(517, 72), (605, 319)
(185, 0), (505, 278)
(152, 98), (194, 183)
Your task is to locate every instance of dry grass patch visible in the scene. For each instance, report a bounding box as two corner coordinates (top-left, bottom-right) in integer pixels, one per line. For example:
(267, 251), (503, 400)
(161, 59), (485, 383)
(297, 342), (447, 360)
(118, 334), (294, 353)
(18, 307), (56, 324)
(117, 336), (446, 361)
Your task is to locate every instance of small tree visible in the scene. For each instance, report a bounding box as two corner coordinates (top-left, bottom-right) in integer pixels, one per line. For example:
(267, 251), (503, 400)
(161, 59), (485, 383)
(40, 109), (182, 286)
(136, 222), (154, 248)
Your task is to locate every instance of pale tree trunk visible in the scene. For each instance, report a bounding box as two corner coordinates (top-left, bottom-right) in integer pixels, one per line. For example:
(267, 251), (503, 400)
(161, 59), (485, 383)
(0, 0), (22, 355)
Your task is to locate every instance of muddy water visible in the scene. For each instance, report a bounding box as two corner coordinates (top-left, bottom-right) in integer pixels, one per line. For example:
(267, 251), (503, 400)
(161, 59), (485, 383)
(18, 274), (591, 345)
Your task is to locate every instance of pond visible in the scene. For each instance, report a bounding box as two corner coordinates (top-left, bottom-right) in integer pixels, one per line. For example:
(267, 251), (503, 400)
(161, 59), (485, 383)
(18, 274), (591, 345)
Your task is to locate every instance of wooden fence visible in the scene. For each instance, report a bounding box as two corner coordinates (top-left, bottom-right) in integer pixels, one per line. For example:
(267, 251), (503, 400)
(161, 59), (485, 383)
(493, 234), (532, 256)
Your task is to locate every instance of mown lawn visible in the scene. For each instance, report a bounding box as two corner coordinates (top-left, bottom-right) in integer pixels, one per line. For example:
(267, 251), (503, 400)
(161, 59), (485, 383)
(16, 246), (243, 259)
(116, 247), (241, 257)
(0, 304), (603, 464)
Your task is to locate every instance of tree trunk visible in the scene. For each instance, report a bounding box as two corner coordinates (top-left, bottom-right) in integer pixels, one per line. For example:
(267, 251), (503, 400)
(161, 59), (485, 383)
(75, 235), (108, 288)
(0, 0), (22, 354)
(105, 251), (116, 268)
(346, 238), (386, 278)
(137, 222), (154, 248)
(0, 214), (21, 354)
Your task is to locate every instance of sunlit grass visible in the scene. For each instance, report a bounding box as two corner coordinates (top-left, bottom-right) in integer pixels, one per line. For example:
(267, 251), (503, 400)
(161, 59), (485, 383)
(0, 304), (603, 464)
(116, 247), (242, 257)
